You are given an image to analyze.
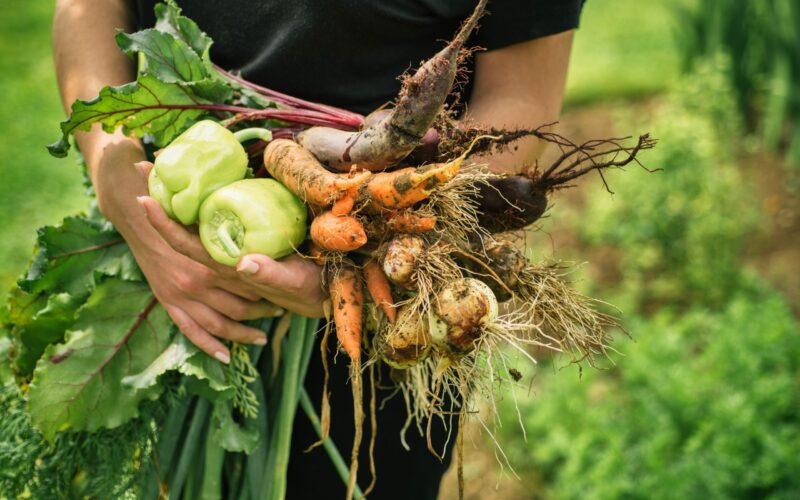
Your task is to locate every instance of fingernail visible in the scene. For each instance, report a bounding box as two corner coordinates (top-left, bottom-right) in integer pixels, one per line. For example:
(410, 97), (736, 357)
(238, 258), (259, 275)
(214, 351), (231, 364)
(254, 336), (268, 346)
(136, 196), (147, 205)
(273, 308), (286, 316)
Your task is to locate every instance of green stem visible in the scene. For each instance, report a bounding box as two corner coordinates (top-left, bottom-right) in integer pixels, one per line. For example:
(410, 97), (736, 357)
(143, 395), (193, 498)
(233, 128), (273, 143)
(299, 388), (365, 499)
(217, 218), (242, 259)
(263, 315), (307, 500)
(200, 423), (225, 500)
(171, 399), (211, 498)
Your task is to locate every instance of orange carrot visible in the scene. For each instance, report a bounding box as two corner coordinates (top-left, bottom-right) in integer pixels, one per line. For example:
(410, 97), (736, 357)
(359, 158), (461, 211)
(263, 139), (370, 207)
(308, 241), (327, 266)
(363, 259), (397, 324)
(331, 188), (357, 216)
(310, 211), (368, 252)
(387, 211), (436, 233)
(329, 261), (363, 361)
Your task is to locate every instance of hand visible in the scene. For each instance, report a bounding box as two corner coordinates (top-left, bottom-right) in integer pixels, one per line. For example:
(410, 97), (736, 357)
(129, 205), (285, 363)
(137, 194), (327, 318)
(84, 135), (284, 363)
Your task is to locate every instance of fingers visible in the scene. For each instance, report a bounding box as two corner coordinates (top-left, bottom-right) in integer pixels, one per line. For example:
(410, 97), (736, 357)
(138, 196), (215, 264)
(236, 254), (321, 294)
(186, 301), (268, 345)
(204, 288), (285, 321)
(236, 254), (327, 318)
(134, 160), (154, 178)
(167, 305), (231, 363)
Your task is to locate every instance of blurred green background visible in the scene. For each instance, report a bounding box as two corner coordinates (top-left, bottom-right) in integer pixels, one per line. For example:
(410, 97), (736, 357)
(1, 1), (799, 499)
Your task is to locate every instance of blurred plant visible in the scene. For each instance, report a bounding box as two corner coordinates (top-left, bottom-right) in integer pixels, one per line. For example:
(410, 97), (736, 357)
(578, 57), (760, 311)
(672, 0), (800, 167)
(500, 276), (800, 500)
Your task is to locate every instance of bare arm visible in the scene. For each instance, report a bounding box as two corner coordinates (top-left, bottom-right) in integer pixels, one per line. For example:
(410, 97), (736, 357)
(466, 30), (574, 173)
(52, 0), (324, 363)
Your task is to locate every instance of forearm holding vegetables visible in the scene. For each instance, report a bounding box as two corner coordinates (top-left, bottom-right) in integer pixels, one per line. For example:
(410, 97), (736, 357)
(466, 31), (574, 174)
(53, 0), (150, 243)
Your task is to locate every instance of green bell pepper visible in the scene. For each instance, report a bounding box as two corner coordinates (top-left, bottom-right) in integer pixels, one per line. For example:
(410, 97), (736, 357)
(148, 120), (272, 225)
(198, 179), (308, 266)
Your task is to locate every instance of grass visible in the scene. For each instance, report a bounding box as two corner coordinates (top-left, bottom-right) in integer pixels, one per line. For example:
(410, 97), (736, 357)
(0, 0), (86, 291)
(565, 0), (683, 106)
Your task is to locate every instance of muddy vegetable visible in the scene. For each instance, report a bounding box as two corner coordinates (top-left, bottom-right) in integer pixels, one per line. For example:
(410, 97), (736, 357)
(382, 235), (426, 289)
(378, 306), (432, 369)
(297, 0), (488, 171)
(430, 278), (498, 355)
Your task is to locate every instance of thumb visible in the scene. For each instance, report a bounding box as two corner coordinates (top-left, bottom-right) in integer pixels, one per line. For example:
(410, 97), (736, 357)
(134, 160), (154, 179)
(236, 254), (290, 288)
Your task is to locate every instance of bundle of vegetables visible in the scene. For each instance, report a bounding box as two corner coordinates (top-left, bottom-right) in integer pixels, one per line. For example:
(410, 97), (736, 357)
(0, 1), (656, 498)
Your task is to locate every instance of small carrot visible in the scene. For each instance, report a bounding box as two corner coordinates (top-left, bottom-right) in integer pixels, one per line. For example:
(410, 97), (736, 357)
(308, 241), (327, 266)
(310, 211), (368, 252)
(263, 139), (370, 207)
(363, 259), (397, 323)
(331, 187), (357, 216)
(387, 211), (436, 233)
(329, 261), (363, 361)
(359, 158), (461, 212)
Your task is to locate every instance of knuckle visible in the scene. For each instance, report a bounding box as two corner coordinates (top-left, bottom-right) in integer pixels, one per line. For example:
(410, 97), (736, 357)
(173, 273), (194, 293)
(204, 316), (225, 335)
(227, 303), (249, 321)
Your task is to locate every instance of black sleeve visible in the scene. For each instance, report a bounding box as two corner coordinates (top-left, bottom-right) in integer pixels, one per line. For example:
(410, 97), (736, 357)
(475, 0), (585, 50)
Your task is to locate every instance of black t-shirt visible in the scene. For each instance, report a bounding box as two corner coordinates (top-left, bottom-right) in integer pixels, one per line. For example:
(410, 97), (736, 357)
(135, 0), (584, 114)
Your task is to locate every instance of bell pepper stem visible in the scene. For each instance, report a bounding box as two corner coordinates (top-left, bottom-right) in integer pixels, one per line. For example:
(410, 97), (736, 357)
(217, 219), (243, 259)
(233, 128), (273, 144)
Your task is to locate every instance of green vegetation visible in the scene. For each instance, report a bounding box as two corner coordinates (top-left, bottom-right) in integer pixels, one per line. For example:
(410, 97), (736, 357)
(565, 0), (681, 106)
(501, 279), (800, 500)
(0, 0), (86, 291)
(579, 56), (760, 311)
(674, 0), (800, 166)
(498, 14), (800, 498)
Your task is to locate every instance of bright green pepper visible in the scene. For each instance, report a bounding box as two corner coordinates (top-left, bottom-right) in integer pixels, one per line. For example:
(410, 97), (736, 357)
(148, 120), (272, 225)
(199, 179), (307, 266)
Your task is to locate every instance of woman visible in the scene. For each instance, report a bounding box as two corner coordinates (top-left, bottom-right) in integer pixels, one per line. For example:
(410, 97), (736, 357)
(53, 1), (582, 497)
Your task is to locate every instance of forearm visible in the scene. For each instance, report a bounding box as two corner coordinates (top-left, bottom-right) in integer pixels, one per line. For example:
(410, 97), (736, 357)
(53, 0), (151, 242)
(464, 31), (574, 174)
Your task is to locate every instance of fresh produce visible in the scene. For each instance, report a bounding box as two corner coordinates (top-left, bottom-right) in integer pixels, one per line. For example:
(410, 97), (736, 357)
(263, 138), (371, 208)
(297, 0), (488, 171)
(382, 235), (426, 289)
(0, 1), (660, 498)
(377, 306), (431, 369)
(328, 261), (364, 363)
(198, 178), (307, 266)
(363, 259), (397, 324)
(147, 120), (271, 224)
(309, 211), (367, 252)
(429, 278), (498, 355)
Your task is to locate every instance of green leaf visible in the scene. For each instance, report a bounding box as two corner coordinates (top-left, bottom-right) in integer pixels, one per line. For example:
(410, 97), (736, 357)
(154, 0), (213, 62)
(211, 399), (261, 454)
(27, 279), (173, 440)
(117, 28), (209, 83)
(21, 216), (136, 296)
(10, 292), (81, 376)
(115, 26), (231, 103)
(48, 75), (210, 158)
(123, 334), (232, 401)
